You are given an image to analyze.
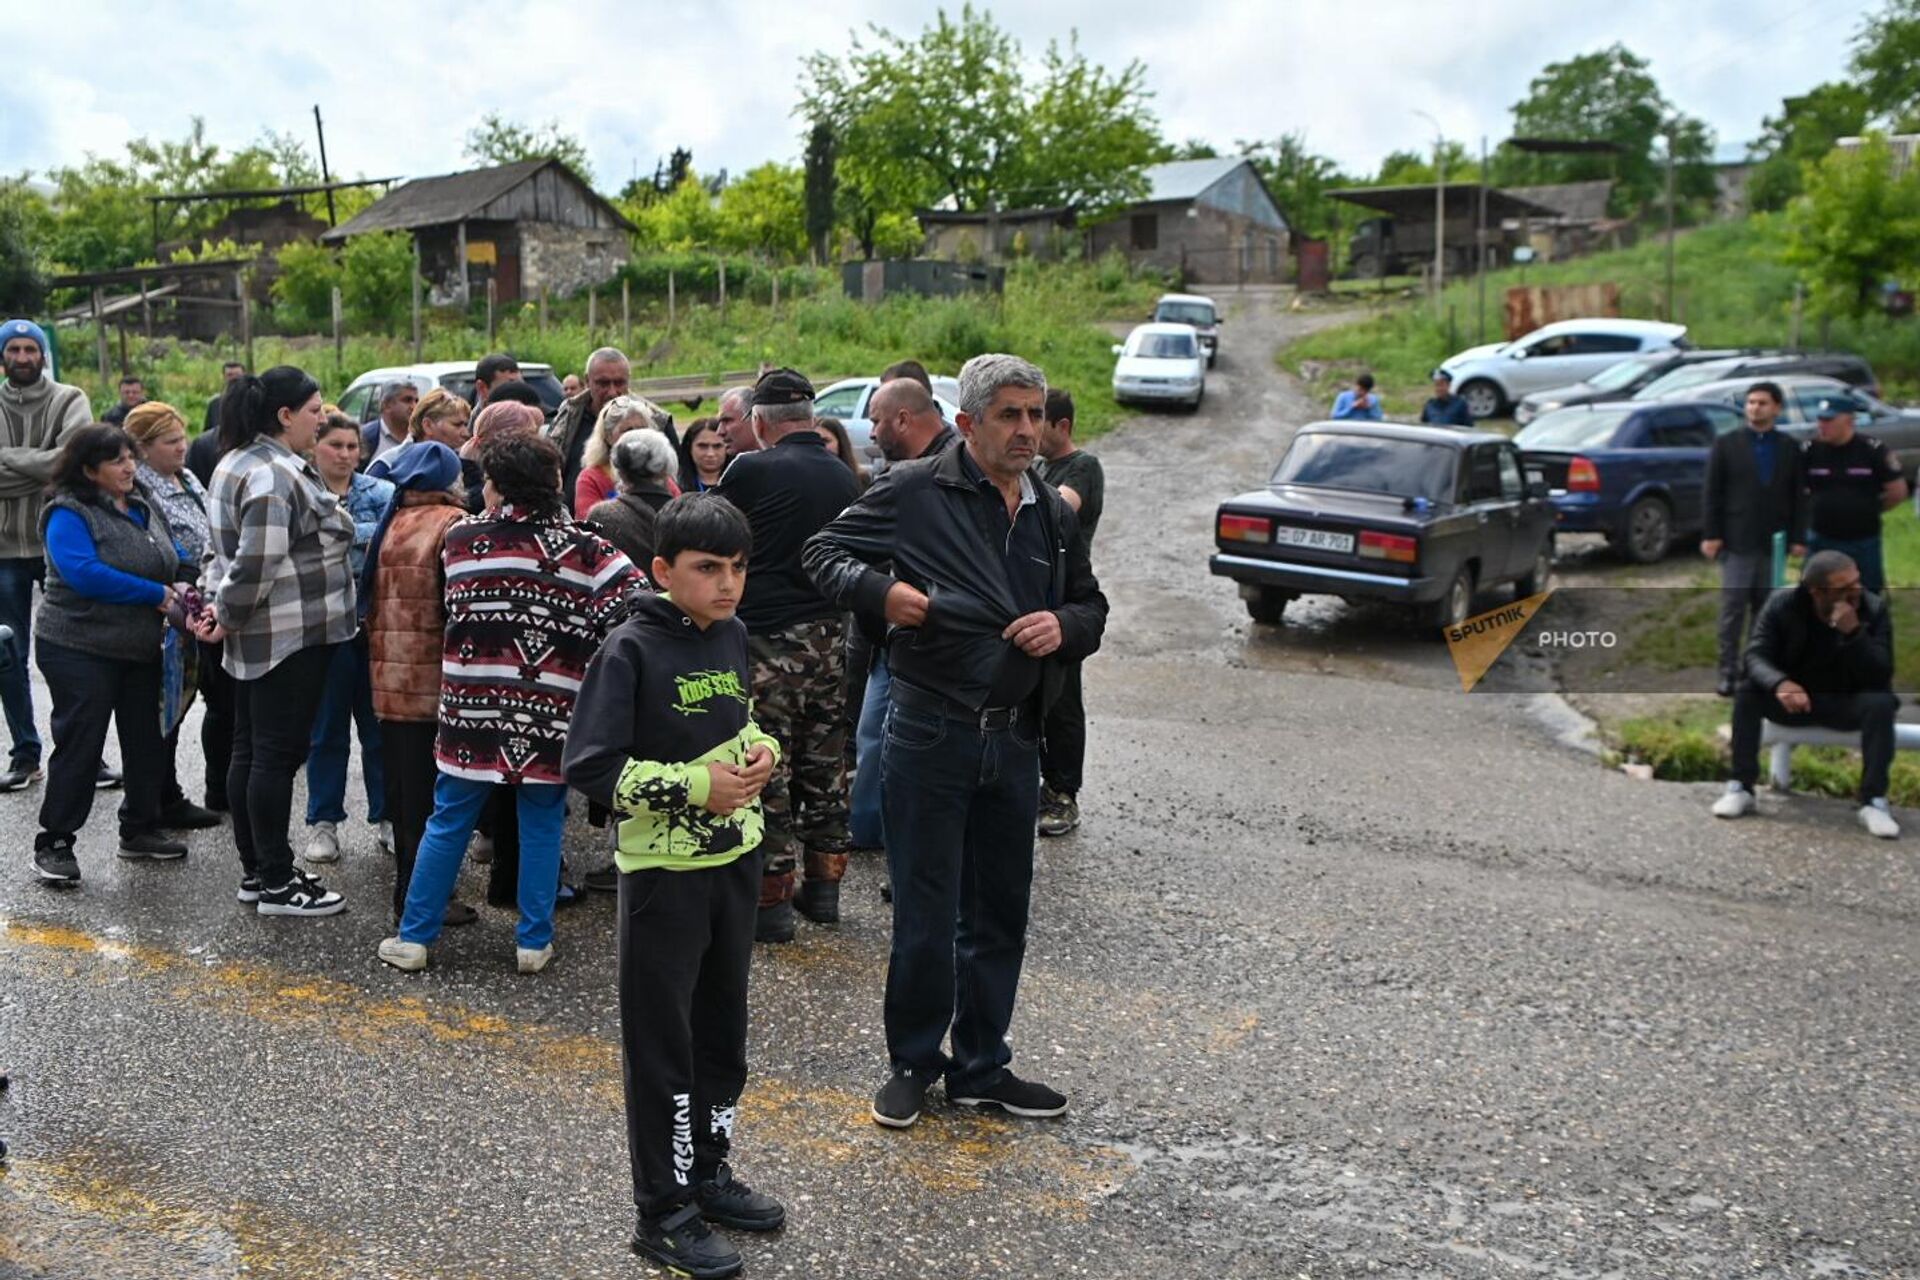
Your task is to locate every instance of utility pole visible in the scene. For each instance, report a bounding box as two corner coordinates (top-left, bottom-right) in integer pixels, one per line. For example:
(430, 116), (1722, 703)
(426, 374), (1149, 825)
(313, 105), (337, 226)
(1663, 121), (1678, 323)
(1414, 110), (1445, 314)
(1476, 135), (1489, 342)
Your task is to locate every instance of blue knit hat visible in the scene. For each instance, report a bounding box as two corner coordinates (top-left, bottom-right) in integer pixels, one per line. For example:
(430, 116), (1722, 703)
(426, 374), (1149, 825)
(0, 319), (49, 354)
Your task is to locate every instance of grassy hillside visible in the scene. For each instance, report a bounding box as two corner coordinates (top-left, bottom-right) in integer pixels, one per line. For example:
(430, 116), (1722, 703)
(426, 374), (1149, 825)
(1283, 216), (1920, 417)
(45, 257), (1162, 441)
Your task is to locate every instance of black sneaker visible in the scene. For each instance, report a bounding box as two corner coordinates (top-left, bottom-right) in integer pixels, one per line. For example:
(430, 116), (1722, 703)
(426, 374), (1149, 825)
(630, 1202), (742, 1280)
(203, 792), (230, 813)
(0, 764), (40, 792)
(582, 865), (619, 894)
(794, 878), (840, 925)
(32, 838), (80, 884)
(95, 763), (122, 790)
(872, 1069), (931, 1129)
(256, 871), (346, 917)
(949, 1073), (1067, 1118)
(695, 1163), (785, 1231)
(237, 875), (262, 904)
(755, 900), (795, 944)
(159, 798), (223, 830)
(1037, 789), (1080, 838)
(117, 831), (189, 861)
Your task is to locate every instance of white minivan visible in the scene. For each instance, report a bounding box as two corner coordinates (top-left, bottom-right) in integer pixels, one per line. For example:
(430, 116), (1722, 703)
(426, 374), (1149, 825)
(1439, 319), (1688, 420)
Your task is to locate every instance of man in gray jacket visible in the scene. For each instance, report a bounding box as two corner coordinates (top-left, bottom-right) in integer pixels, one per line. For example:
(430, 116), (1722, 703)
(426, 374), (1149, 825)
(0, 320), (92, 791)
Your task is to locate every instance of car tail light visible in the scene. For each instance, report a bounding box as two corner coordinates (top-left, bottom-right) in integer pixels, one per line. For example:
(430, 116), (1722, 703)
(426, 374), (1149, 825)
(1567, 456), (1600, 492)
(1358, 531), (1418, 563)
(1219, 513), (1272, 543)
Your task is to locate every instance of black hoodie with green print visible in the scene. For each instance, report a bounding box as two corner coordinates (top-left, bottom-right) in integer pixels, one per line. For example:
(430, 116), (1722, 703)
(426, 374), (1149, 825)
(563, 591), (781, 873)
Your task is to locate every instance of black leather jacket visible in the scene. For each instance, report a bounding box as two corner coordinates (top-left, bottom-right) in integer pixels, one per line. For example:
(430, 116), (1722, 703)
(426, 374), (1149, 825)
(1745, 583), (1894, 695)
(803, 444), (1107, 715)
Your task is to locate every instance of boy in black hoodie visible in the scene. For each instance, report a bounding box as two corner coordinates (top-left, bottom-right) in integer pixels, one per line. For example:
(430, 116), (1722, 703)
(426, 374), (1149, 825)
(564, 493), (784, 1280)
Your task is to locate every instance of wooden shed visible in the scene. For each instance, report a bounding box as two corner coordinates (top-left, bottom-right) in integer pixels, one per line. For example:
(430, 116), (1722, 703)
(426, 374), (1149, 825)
(321, 159), (633, 304)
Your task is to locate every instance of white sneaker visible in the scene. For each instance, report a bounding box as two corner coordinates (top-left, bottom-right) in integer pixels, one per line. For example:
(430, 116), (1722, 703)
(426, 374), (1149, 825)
(304, 820), (341, 864)
(378, 821), (395, 855)
(1711, 783), (1756, 818)
(470, 831), (493, 865)
(378, 936), (427, 971)
(516, 944), (554, 974)
(1859, 800), (1900, 839)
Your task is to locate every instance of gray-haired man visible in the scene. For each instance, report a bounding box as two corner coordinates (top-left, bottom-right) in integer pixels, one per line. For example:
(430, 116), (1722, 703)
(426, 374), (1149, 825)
(804, 352), (1108, 1129)
(360, 380), (419, 467)
(548, 346), (631, 497)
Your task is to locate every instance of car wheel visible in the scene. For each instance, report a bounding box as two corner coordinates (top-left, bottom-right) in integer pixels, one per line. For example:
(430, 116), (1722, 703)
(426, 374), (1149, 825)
(1459, 380), (1504, 420)
(1621, 497), (1672, 564)
(1191, 387), (1205, 412)
(1424, 565), (1475, 633)
(1246, 588), (1292, 625)
(1515, 538), (1553, 597)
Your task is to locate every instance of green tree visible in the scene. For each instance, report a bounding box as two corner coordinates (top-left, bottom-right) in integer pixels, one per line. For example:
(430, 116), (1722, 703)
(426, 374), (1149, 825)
(339, 232), (413, 330)
(1747, 82), (1872, 212)
(1373, 140), (1478, 186)
(1237, 133), (1348, 239)
(1785, 133), (1920, 316)
(630, 175), (722, 252)
(1503, 44), (1712, 214)
(0, 179), (51, 314)
(463, 113), (595, 185)
(1852, 0), (1920, 129)
(715, 163), (809, 261)
(803, 121), (837, 263)
(271, 240), (341, 330)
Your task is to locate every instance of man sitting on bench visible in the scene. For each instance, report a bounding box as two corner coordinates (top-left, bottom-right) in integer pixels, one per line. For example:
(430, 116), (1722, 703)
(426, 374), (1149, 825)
(1714, 549), (1900, 837)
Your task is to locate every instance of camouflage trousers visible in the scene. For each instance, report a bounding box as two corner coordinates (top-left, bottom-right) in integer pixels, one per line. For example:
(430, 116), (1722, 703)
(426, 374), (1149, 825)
(748, 617), (850, 906)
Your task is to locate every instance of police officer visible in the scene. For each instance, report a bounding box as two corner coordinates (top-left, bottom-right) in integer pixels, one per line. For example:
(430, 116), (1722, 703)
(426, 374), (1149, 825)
(716, 368), (860, 941)
(1420, 369), (1474, 427)
(1804, 394), (1907, 594)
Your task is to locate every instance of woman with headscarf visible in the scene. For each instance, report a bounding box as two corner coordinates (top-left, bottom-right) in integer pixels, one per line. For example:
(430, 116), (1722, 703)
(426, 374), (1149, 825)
(585, 428), (677, 569)
(363, 440), (477, 928)
(125, 402), (225, 830)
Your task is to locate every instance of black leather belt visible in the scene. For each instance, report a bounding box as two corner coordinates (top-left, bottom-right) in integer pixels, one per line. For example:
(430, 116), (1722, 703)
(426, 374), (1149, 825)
(890, 679), (1023, 731)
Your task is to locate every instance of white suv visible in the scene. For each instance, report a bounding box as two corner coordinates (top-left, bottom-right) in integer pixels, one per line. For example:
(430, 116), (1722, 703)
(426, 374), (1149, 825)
(1440, 319), (1688, 420)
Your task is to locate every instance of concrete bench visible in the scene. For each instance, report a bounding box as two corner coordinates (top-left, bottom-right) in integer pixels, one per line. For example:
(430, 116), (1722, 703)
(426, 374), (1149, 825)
(1760, 720), (1920, 790)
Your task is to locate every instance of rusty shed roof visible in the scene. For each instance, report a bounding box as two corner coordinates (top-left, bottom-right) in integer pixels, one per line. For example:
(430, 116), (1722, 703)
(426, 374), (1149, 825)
(321, 158), (633, 242)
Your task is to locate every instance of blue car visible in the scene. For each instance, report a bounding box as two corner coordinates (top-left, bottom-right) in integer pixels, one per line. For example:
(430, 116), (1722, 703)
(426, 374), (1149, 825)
(1515, 401), (1745, 563)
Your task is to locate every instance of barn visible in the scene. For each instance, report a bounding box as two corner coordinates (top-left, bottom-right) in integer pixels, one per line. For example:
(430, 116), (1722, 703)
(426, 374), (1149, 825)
(1085, 158), (1292, 284)
(321, 158), (633, 305)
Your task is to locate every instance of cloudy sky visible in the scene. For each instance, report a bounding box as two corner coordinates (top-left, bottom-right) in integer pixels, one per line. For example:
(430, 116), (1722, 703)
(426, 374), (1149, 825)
(1, 0), (1876, 189)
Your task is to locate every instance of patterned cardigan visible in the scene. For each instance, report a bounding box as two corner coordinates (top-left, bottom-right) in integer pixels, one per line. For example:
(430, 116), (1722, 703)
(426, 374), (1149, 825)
(435, 503), (636, 785)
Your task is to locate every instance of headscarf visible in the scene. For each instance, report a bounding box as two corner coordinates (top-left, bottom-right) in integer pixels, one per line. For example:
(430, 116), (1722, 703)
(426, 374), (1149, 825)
(359, 441), (463, 613)
(123, 401), (189, 445)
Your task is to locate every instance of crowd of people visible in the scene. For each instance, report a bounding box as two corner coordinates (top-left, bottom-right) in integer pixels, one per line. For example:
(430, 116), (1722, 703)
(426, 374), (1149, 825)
(0, 315), (1109, 1279)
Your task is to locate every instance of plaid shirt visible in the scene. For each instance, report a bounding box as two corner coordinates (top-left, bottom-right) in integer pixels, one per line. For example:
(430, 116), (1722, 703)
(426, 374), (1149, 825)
(206, 434), (357, 680)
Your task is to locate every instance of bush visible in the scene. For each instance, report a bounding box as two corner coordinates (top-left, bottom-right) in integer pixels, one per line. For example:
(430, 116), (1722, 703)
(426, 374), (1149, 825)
(272, 241), (339, 332)
(1616, 717), (1726, 781)
(340, 232), (413, 331)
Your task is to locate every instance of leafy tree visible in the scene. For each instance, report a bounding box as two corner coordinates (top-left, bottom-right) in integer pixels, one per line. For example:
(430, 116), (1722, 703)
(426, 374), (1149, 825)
(804, 121), (837, 263)
(621, 148), (694, 206)
(1851, 0), (1920, 129)
(715, 163), (808, 261)
(1167, 138), (1220, 160)
(1373, 140), (1478, 186)
(1502, 44), (1712, 214)
(0, 179), (51, 314)
(1784, 133), (1920, 316)
(630, 175), (722, 253)
(339, 232), (414, 330)
(1746, 82), (1872, 212)
(271, 240), (340, 330)
(1237, 133), (1349, 240)
(463, 113), (595, 185)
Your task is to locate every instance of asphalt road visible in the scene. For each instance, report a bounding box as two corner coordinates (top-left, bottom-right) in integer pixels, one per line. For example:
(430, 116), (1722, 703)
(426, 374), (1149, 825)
(2, 290), (1915, 1279)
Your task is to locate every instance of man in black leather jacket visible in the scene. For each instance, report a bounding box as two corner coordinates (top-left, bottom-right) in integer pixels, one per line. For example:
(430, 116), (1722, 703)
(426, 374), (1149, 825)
(803, 353), (1107, 1130)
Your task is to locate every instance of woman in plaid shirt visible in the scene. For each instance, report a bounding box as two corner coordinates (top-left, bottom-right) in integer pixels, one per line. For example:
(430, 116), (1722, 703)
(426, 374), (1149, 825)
(194, 367), (358, 918)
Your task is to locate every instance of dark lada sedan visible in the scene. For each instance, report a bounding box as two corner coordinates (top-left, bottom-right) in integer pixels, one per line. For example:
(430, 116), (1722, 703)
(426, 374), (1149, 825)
(1209, 422), (1556, 629)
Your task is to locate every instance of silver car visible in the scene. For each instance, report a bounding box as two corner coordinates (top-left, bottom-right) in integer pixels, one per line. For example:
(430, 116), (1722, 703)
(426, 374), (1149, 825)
(1440, 318), (1689, 420)
(1655, 373), (1920, 484)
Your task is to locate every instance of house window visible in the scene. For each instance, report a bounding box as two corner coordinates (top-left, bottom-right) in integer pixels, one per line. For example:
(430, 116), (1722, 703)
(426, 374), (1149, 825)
(1131, 214), (1158, 251)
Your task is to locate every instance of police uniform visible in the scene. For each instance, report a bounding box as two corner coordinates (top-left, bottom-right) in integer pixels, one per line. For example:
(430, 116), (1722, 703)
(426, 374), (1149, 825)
(1805, 396), (1902, 594)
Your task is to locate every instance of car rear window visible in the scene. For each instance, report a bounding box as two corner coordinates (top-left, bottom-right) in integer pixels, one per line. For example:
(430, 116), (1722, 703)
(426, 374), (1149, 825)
(1271, 434), (1457, 503)
(1586, 354), (1668, 392)
(1129, 331), (1197, 359)
(1514, 406), (1634, 450)
(1636, 361), (1741, 399)
(1155, 302), (1215, 327)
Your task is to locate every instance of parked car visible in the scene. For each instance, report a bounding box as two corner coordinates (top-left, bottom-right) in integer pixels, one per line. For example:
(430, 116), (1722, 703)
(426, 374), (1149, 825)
(810, 375), (963, 476)
(1515, 401), (1745, 563)
(1151, 293), (1221, 365)
(1513, 347), (1749, 426)
(1439, 319), (1689, 420)
(1655, 374), (1920, 483)
(337, 360), (565, 423)
(1112, 323), (1206, 410)
(1629, 351), (1879, 404)
(1209, 422), (1556, 630)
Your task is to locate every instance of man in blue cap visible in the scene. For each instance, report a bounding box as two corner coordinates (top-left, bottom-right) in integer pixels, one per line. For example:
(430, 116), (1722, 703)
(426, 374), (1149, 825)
(1803, 393), (1906, 594)
(0, 320), (94, 791)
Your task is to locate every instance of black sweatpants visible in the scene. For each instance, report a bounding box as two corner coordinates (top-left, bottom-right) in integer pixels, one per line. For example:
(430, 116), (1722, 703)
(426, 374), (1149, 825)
(198, 639), (234, 808)
(1041, 660), (1086, 797)
(228, 643), (335, 889)
(1730, 684), (1899, 800)
(618, 850), (759, 1217)
(379, 719), (439, 921)
(36, 639), (164, 841)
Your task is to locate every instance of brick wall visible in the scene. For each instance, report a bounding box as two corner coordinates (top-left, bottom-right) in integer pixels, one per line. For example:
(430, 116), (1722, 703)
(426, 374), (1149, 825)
(1086, 203), (1290, 284)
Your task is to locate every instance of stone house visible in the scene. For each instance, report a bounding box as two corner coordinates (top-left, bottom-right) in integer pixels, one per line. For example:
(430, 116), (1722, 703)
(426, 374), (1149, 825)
(321, 159), (632, 304)
(1085, 158), (1292, 284)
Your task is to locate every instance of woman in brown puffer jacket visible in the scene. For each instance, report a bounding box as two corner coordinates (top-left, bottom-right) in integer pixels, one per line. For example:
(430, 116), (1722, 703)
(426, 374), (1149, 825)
(364, 441), (475, 926)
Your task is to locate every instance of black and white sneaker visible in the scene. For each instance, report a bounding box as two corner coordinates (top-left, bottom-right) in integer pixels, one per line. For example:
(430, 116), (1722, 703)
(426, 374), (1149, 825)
(630, 1202), (742, 1280)
(256, 871), (346, 917)
(872, 1069), (931, 1129)
(95, 763), (122, 790)
(33, 838), (80, 884)
(695, 1163), (785, 1231)
(0, 764), (41, 792)
(117, 831), (188, 861)
(949, 1073), (1067, 1118)
(236, 875), (263, 904)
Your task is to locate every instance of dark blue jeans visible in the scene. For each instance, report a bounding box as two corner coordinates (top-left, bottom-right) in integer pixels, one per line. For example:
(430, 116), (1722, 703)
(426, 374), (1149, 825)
(304, 633), (385, 824)
(880, 689), (1041, 1095)
(0, 557), (43, 768)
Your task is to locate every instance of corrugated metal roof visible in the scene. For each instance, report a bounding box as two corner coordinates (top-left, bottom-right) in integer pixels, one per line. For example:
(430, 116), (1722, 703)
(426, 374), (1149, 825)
(1139, 157), (1246, 203)
(321, 159), (631, 241)
(1501, 180), (1614, 222)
